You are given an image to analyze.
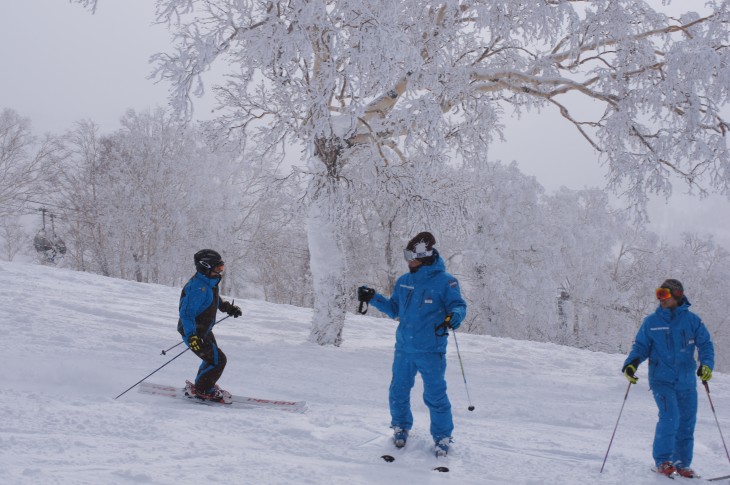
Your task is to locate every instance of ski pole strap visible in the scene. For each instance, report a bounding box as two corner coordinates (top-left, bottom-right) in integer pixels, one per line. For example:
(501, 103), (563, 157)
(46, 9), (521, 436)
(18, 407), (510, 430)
(357, 300), (368, 315)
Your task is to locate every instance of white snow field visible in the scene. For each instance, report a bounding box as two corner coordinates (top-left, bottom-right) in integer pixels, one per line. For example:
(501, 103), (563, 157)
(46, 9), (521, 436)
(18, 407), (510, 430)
(2, 260), (730, 484)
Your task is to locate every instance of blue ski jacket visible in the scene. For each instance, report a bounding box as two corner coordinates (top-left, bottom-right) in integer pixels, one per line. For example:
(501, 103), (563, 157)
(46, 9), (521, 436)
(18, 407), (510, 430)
(624, 298), (714, 390)
(177, 271), (224, 342)
(370, 252), (467, 353)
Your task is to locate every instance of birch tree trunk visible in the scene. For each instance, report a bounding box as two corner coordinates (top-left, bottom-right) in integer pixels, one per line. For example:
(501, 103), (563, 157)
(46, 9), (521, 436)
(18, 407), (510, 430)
(306, 174), (347, 346)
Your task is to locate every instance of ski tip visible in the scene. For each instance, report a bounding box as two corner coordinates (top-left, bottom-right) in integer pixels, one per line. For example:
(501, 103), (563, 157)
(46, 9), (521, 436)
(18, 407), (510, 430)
(434, 466), (450, 473)
(381, 455), (395, 463)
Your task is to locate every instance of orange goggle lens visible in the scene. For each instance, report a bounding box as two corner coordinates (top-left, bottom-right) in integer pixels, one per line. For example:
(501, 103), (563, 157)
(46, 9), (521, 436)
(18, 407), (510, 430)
(656, 288), (673, 300)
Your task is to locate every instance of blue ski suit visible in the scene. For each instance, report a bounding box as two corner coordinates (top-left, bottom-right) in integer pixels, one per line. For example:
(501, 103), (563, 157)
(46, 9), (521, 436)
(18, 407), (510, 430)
(177, 271), (230, 393)
(623, 298), (714, 468)
(370, 252), (467, 442)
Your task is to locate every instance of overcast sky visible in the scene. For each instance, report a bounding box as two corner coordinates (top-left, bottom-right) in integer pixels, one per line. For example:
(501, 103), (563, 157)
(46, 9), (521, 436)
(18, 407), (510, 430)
(2, 0), (729, 247)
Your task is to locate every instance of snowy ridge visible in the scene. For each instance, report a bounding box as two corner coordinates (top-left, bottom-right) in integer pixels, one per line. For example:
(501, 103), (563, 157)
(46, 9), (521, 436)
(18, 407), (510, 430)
(2, 261), (730, 484)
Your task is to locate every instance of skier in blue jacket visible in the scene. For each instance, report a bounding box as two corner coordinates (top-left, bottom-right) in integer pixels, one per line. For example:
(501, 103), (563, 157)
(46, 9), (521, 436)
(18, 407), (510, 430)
(358, 232), (467, 457)
(622, 279), (714, 479)
(177, 249), (242, 402)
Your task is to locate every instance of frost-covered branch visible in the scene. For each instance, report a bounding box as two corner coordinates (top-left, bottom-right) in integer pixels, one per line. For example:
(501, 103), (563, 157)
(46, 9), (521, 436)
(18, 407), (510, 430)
(69, 0), (97, 14)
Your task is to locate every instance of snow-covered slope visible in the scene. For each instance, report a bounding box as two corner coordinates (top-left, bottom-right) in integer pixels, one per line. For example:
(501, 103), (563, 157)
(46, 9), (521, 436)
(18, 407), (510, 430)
(2, 261), (729, 484)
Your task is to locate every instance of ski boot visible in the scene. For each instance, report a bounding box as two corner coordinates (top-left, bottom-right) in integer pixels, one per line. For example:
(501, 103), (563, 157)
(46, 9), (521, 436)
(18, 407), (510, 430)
(676, 467), (699, 478)
(184, 380), (232, 404)
(196, 384), (232, 404)
(654, 461), (678, 478)
(392, 427), (409, 448)
(435, 437), (452, 457)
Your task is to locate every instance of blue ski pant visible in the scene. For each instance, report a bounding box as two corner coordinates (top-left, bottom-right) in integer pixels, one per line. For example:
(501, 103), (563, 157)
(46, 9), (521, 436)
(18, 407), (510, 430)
(651, 381), (698, 468)
(389, 351), (453, 441)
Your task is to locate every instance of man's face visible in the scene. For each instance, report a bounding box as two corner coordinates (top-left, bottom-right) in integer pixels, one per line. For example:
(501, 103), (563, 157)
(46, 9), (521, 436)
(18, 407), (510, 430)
(659, 295), (679, 309)
(408, 259), (423, 270)
(210, 263), (225, 277)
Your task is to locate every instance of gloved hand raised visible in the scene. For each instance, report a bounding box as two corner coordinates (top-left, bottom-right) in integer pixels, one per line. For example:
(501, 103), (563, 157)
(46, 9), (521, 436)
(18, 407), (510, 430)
(698, 364), (713, 381)
(219, 300), (242, 318)
(357, 286), (375, 303)
(227, 305), (242, 318)
(188, 335), (202, 352)
(622, 361), (639, 384)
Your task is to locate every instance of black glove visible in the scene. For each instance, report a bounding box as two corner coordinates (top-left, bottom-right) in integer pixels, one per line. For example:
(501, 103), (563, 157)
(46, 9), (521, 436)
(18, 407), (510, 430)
(188, 335), (202, 352)
(220, 300), (242, 318)
(358, 286), (375, 303)
(227, 305), (242, 318)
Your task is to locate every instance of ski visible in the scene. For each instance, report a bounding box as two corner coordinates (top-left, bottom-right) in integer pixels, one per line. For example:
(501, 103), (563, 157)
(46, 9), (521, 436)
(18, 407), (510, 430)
(379, 454), (450, 472)
(138, 381), (307, 413)
(708, 474), (730, 482)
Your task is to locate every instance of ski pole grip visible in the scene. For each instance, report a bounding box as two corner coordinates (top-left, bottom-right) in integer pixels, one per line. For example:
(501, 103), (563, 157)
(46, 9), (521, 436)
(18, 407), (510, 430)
(358, 300), (368, 315)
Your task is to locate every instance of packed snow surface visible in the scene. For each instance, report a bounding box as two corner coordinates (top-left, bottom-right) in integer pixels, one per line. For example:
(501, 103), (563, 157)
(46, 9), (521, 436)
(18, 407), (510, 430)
(3, 261), (729, 484)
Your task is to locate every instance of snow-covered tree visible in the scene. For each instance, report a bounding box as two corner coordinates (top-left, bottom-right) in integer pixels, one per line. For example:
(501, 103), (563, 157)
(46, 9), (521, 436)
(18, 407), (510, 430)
(456, 161), (547, 338)
(56, 109), (220, 282)
(0, 215), (26, 262)
(55, 120), (112, 274)
(540, 188), (626, 350)
(55, 107), (295, 298)
(0, 108), (61, 218)
(72, 0), (730, 347)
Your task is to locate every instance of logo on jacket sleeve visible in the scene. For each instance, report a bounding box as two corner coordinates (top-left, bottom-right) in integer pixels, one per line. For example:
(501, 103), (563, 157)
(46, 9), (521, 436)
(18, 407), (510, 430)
(449, 279), (458, 288)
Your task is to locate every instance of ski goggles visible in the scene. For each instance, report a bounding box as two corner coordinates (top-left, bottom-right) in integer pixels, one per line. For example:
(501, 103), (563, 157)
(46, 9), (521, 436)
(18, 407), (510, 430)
(655, 287), (674, 300)
(202, 262), (225, 276)
(403, 248), (433, 262)
(200, 260), (225, 269)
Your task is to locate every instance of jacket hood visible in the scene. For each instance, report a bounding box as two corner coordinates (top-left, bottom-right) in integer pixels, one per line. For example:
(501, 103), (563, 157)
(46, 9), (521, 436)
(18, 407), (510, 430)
(195, 271), (221, 287)
(655, 296), (691, 321)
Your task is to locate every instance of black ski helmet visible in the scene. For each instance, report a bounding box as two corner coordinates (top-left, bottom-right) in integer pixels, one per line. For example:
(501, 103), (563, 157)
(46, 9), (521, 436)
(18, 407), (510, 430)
(194, 249), (223, 274)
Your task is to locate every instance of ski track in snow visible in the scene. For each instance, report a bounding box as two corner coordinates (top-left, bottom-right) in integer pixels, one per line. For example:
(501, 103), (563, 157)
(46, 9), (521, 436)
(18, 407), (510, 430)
(2, 261), (730, 484)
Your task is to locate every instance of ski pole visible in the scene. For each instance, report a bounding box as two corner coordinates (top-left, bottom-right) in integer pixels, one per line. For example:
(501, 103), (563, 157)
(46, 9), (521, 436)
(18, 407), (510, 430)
(703, 380), (730, 466)
(451, 329), (475, 412)
(161, 340), (184, 355)
(161, 314), (232, 355)
(600, 381), (632, 473)
(114, 347), (189, 400)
